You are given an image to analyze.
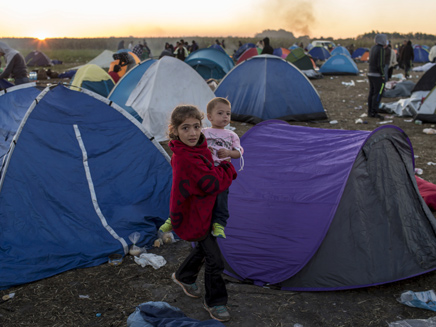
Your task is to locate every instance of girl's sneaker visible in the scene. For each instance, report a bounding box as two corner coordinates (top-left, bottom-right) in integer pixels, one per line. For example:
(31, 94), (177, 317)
(203, 300), (231, 322)
(159, 217), (173, 233)
(171, 273), (201, 298)
(211, 223), (226, 238)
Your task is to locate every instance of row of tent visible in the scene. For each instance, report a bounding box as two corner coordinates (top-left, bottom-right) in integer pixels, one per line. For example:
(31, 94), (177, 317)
(351, 45), (433, 63)
(74, 55), (328, 132)
(1, 82), (436, 291)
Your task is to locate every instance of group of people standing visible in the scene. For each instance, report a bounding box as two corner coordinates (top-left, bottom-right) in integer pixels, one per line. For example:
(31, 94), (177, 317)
(117, 39), (152, 60)
(159, 40), (199, 61)
(367, 34), (416, 120)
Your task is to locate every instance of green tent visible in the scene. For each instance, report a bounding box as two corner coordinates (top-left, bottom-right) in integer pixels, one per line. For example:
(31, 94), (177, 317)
(286, 48), (315, 70)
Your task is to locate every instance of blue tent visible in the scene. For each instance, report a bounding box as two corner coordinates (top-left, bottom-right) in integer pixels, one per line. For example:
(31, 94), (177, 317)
(308, 46), (331, 61)
(319, 54), (359, 75)
(184, 48), (234, 80)
(0, 79), (15, 90)
(108, 59), (156, 122)
(414, 47), (429, 63)
(330, 46), (351, 57)
(234, 43), (255, 60)
(71, 64), (115, 97)
(208, 44), (226, 53)
(0, 84), (41, 161)
(0, 85), (172, 290)
(215, 55), (327, 124)
(351, 47), (369, 59)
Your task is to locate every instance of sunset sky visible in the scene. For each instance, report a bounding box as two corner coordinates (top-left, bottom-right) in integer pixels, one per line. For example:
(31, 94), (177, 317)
(2, 0), (435, 39)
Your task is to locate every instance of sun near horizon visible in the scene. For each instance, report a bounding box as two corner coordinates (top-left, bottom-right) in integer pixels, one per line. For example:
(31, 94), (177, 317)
(1, 0), (435, 40)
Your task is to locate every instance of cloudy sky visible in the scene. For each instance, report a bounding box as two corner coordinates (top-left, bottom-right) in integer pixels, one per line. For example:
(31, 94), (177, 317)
(2, 0), (434, 39)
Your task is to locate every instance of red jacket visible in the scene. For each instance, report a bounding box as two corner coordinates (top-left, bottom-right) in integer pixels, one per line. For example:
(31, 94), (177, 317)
(169, 135), (237, 241)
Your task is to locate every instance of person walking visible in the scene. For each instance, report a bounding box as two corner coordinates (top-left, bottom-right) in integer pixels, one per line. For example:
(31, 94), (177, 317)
(159, 105), (237, 322)
(399, 40), (414, 78)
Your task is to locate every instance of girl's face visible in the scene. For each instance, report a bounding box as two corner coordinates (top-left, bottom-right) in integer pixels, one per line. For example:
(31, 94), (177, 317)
(175, 117), (202, 147)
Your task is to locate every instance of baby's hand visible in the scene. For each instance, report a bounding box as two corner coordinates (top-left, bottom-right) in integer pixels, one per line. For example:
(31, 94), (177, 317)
(217, 148), (230, 158)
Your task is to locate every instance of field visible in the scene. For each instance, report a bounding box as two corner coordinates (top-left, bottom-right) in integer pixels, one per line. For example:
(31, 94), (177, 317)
(1, 58), (436, 326)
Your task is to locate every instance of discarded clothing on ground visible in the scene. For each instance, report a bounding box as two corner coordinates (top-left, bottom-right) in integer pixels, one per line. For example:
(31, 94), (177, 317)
(127, 301), (225, 327)
(397, 290), (436, 311)
(383, 80), (415, 98)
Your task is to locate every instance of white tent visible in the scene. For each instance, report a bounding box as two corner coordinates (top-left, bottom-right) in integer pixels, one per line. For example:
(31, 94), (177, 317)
(416, 87), (436, 123)
(381, 90), (429, 117)
(126, 56), (213, 142)
(72, 50), (115, 70)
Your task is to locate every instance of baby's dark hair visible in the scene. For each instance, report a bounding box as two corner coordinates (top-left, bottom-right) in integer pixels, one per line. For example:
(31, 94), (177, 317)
(168, 105), (204, 141)
(206, 97), (231, 114)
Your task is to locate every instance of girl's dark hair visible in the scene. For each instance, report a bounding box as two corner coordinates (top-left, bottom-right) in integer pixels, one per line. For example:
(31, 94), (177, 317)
(168, 105), (204, 141)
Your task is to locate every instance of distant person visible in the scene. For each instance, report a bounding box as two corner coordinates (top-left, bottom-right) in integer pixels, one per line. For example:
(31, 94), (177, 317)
(215, 39), (221, 46)
(299, 42), (304, 48)
(132, 44), (144, 59)
(348, 43), (355, 56)
(190, 40), (199, 53)
(238, 41), (243, 47)
(128, 42), (133, 50)
(108, 65), (121, 84)
(384, 41), (391, 82)
(399, 40), (414, 78)
(221, 40), (226, 49)
(159, 43), (174, 59)
(387, 43), (398, 80)
(142, 40), (152, 58)
(261, 37), (273, 55)
(117, 40), (125, 50)
(174, 42), (188, 61)
(429, 43), (436, 63)
(0, 41), (29, 85)
(398, 40), (407, 68)
(256, 39), (264, 50)
(367, 33), (387, 120)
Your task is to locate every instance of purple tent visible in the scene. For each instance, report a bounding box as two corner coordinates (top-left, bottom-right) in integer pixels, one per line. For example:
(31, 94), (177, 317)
(220, 120), (436, 291)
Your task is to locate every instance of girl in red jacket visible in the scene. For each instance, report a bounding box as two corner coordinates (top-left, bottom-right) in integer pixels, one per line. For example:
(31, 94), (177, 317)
(159, 104), (237, 322)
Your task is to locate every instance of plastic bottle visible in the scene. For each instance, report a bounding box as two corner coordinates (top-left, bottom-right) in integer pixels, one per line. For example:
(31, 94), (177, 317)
(415, 120), (423, 125)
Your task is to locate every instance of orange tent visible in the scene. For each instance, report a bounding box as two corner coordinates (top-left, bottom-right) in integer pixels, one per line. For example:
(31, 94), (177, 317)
(108, 51), (140, 78)
(359, 51), (370, 62)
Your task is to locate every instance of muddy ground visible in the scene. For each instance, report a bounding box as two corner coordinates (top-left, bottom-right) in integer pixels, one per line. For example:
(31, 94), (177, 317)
(1, 62), (436, 327)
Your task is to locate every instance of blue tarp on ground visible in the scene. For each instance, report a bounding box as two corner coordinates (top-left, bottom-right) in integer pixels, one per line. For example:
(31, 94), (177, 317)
(0, 85), (172, 290)
(185, 48), (234, 80)
(127, 302), (225, 327)
(215, 55), (326, 123)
